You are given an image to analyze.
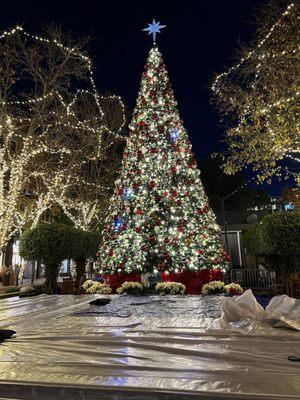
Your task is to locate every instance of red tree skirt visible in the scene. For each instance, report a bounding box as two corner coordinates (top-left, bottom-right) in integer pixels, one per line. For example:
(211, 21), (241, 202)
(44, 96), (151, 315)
(162, 269), (224, 294)
(104, 269), (224, 294)
(103, 273), (141, 293)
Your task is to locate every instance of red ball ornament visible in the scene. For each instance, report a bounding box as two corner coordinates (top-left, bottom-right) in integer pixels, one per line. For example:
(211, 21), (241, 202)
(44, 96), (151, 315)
(139, 121), (146, 127)
(132, 183), (140, 189)
(162, 252), (169, 259)
(135, 208), (143, 215)
(149, 235), (156, 241)
(117, 188), (124, 196)
(171, 167), (177, 174)
(135, 227), (142, 233)
(223, 253), (231, 262)
(108, 250), (114, 256)
(177, 226), (184, 233)
(172, 190), (178, 198)
(163, 238), (169, 244)
(119, 263), (125, 269)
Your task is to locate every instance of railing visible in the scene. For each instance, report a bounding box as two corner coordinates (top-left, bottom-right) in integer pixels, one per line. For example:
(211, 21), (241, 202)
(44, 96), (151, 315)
(230, 269), (276, 290)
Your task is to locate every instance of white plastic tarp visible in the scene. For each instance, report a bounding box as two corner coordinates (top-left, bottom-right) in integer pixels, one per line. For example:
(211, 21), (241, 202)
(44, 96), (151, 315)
(218, 289), (300, 331)
(0, 294), (299, 400)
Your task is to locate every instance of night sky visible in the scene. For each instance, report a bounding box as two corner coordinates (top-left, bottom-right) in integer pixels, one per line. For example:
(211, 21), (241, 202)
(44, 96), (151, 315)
(2, 0), (284, 193)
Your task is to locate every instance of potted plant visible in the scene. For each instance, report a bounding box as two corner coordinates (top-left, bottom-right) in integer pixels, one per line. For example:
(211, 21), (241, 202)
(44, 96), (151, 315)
(155, 282), (186, 295)
(201, 280), (225, 295)
(116, 281), (147, 295)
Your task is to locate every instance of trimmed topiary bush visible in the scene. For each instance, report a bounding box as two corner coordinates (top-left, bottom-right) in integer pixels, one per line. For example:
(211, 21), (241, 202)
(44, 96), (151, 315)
(20, 223), (79, 294)
(73, 230), (100, 284)
(243, 222), (264, 256)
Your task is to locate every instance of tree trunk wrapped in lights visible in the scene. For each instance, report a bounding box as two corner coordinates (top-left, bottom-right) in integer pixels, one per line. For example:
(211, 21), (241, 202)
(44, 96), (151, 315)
(0, 25), (125, 252)
(98, 46), (229, 275)
(212, 2), (300, 185)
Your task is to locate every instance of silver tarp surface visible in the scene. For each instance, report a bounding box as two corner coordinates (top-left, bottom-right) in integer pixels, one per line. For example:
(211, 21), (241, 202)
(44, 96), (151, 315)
(0, 294), (299, 400)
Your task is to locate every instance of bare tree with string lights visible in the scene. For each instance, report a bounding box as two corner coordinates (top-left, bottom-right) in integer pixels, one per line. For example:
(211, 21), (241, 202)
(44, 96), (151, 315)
(0, 25), (125, 256)
(212, 2), (300, 185)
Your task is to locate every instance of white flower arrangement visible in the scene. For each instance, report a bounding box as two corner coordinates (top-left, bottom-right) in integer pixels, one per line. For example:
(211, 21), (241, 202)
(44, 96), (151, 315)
(201, 280), (225, 295)
(116, 281), (145, 295)
(224, 283), (243, 295)
(155, 282), (186, 295)
(84, 281), (112, 295)
(82, 280), (94, 290)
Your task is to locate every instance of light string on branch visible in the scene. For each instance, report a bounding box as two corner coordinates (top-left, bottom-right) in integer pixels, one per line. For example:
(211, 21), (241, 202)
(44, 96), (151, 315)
(0, 25), (126, 137)
(211, 1), (299, 184)
(0, 25), (126, 249)
(224, 176), (256, 201)
(212, 3), (295, 95)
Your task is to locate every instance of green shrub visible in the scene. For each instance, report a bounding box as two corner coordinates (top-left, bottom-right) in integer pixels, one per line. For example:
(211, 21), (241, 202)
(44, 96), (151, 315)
(73, 230), (100, 282)
(4, 286), (20, 293)
(243, 223), (264, 255)
(20, 223), (79, 294)
(260, 212), (300, 256)
(20, 223), (100, 294)
(243, 212), (300, 275)
(244, 213), (300, 257)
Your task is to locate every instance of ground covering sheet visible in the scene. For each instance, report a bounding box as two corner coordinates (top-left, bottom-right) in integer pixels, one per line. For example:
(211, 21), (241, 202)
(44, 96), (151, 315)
(0, 294), (299, 399)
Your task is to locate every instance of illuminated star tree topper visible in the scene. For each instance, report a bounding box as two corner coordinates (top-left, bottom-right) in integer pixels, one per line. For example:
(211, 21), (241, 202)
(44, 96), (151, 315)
(143, 19), (166, 44)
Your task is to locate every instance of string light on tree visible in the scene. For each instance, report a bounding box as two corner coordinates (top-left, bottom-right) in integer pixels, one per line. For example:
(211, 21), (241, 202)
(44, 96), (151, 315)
(98, 21), (229, 275)
(212, 2), (300, 185)
(0, 25), (126, 249)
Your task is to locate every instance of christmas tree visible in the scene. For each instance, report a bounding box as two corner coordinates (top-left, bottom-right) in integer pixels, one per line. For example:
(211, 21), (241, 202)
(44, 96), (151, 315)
(98, 29), (229, 275)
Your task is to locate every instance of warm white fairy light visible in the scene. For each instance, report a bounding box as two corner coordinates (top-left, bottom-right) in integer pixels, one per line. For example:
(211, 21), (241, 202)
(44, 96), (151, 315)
(98, 46), (229, 275)
(212, 2), (299, 182)
(0, 25), (126, 136)
(0, 26), (126, 249)
(212, 3), (295, 94)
